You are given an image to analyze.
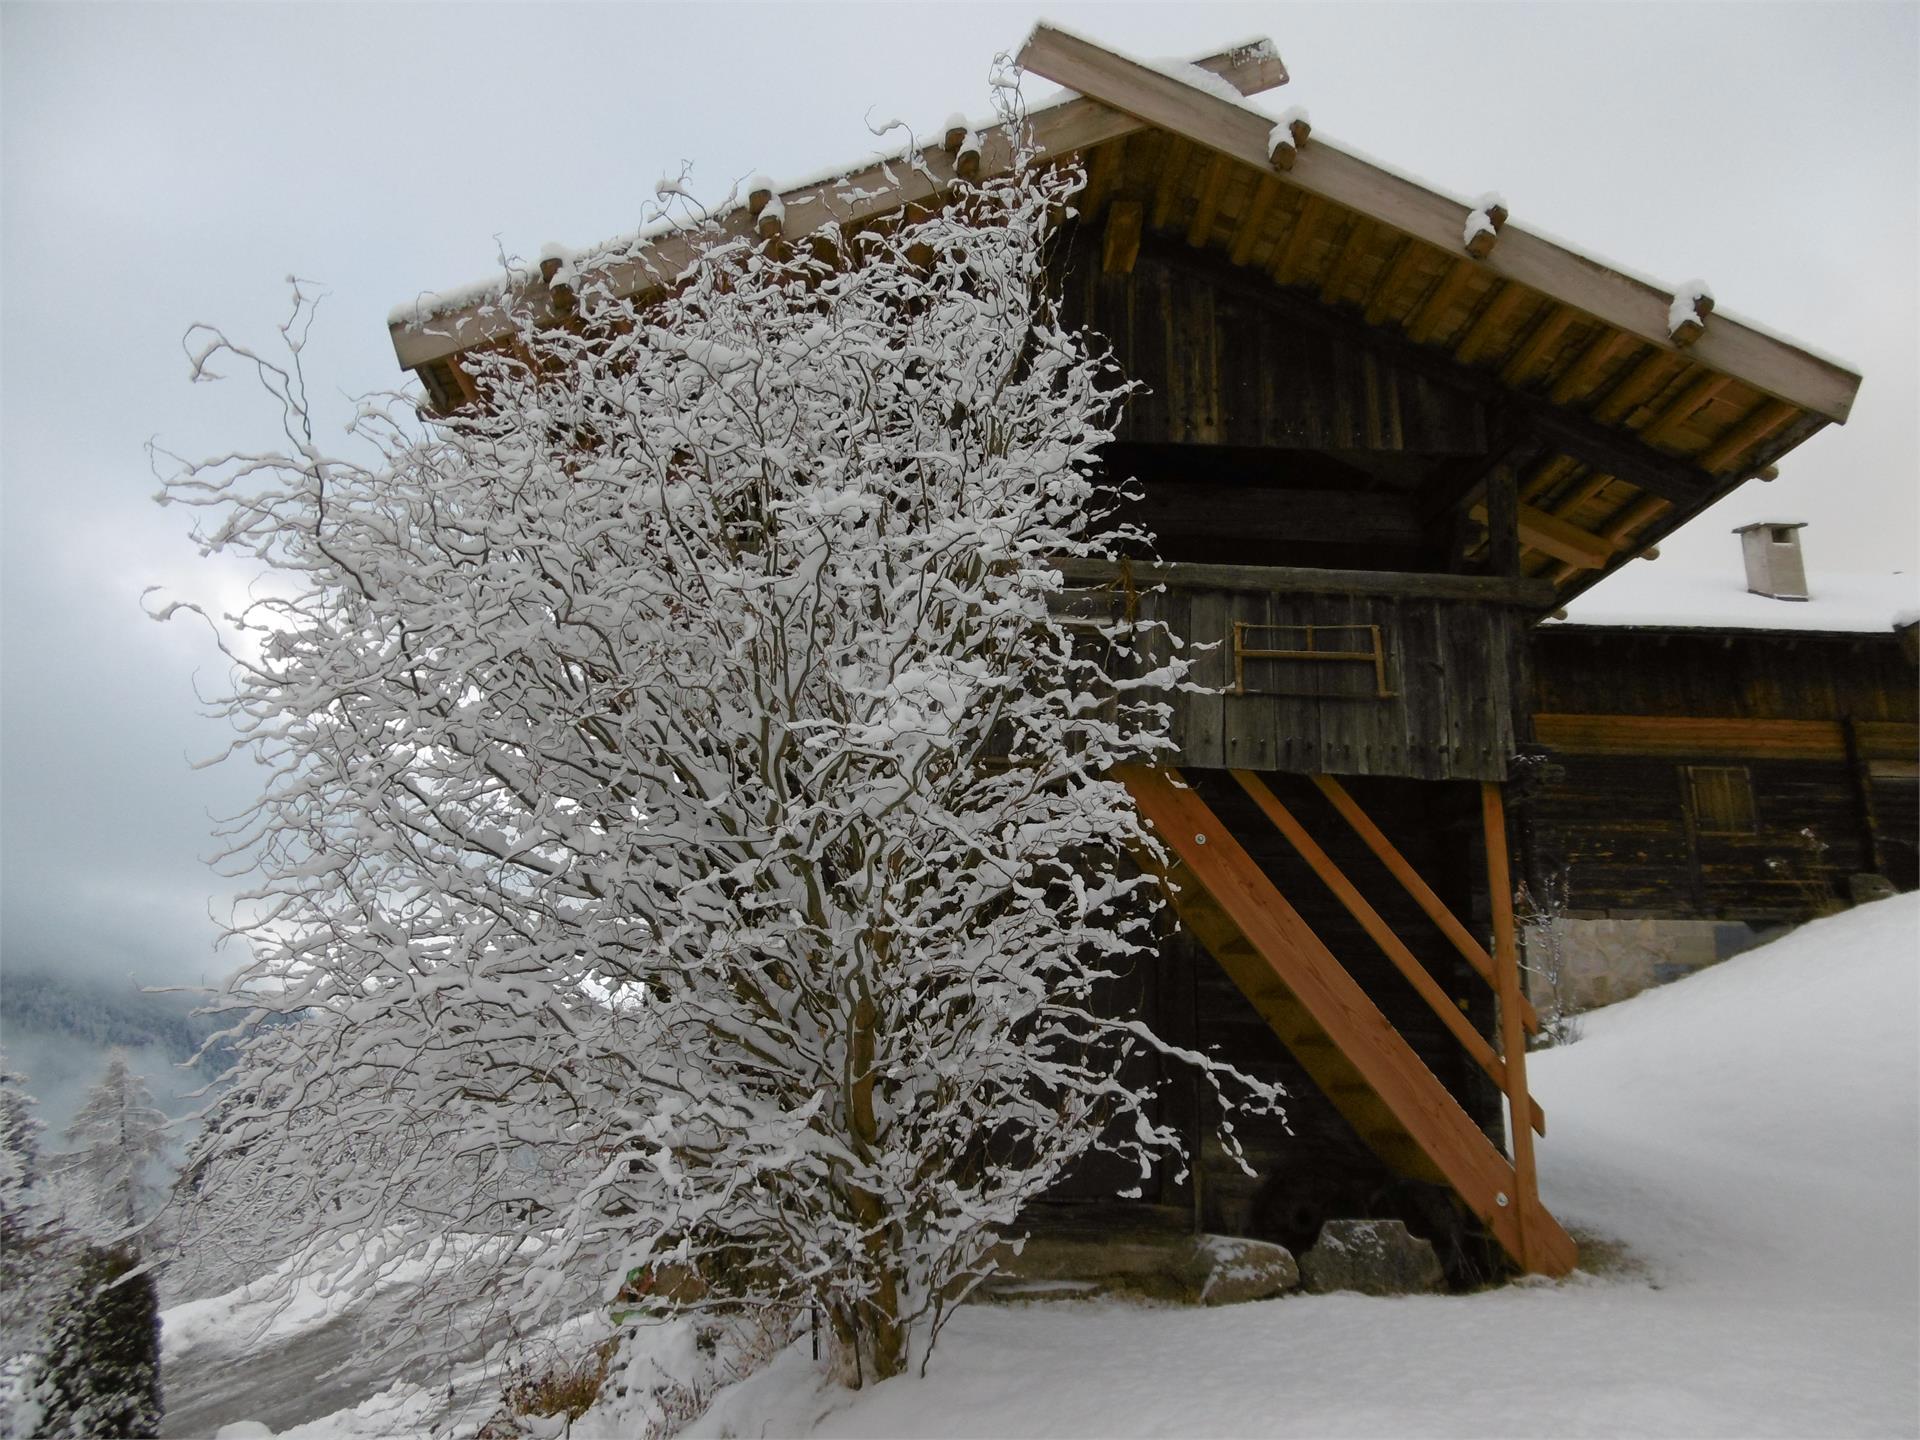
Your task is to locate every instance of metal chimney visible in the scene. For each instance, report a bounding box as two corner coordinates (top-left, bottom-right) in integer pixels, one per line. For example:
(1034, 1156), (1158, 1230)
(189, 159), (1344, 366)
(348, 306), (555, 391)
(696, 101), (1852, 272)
(1732, 520), (1809, 601)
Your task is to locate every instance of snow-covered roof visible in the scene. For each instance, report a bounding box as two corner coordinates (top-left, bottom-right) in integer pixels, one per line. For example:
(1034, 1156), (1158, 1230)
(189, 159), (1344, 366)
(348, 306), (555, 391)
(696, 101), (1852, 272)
(1551, 565), (1919, 635)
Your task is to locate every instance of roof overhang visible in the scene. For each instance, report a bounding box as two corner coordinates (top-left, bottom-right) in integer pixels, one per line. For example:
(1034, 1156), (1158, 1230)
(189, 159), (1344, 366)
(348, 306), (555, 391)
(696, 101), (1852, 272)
(386, 25), (1865, 613)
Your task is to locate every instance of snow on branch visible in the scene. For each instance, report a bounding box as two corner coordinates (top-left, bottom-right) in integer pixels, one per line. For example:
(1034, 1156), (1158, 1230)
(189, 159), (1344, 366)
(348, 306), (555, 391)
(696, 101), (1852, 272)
(158, 107), (1279, 1389)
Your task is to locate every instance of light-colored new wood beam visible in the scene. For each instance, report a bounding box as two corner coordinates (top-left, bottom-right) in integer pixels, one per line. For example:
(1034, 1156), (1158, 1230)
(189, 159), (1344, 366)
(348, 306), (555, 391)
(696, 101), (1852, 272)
(1233, 771), (1548, 1138)
(1640, 371), (1732, 448)
(1471, 500), (1617, 570)
(1548, 491), (1672, 584)
(1482, 783), (1551, 1275)
(1310, 774), (1542, 1034)
(1121, 766), (1573, 1275)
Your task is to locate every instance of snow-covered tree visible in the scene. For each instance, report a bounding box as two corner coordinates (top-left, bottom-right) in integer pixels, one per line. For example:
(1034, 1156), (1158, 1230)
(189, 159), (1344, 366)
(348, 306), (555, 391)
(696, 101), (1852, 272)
(61, 1053), (168, 1246)
(1, 1054), (48, 1287)
(160, 93), (1274, 1384)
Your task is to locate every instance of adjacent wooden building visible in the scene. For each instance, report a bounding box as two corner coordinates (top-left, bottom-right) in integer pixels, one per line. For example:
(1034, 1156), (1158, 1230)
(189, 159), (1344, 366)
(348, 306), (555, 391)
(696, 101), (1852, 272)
(1521, 561), (1916, 1007)
(386, 27), (1870, 1282)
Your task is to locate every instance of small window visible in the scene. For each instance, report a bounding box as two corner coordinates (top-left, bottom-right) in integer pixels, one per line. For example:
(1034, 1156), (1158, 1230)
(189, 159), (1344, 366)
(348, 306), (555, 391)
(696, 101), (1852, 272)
(1685, 765), (1757, 834)
(1769, 526), (1797, 545)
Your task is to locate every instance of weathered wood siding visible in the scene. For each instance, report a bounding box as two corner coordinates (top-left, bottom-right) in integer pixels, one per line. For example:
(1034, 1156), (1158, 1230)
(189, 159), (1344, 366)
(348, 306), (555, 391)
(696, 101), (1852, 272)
(1534, 627), (1919, 723)
(1065, 564), (1534, 782)
(1058, 236), (1488, 454)
(1524, 627), (1920, 915)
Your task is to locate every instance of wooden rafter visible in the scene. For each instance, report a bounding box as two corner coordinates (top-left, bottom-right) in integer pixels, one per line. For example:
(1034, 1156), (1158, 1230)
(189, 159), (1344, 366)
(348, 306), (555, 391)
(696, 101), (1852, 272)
(1229, 175), (1282, 266)
(1318, 215), (1374, 303)
(1547, 328), (1632, 406)
(1076, 138), (1125, 223)
(1519, 454), (1578, 504)
(1502, 303), (1577, 387)
(1149, 135), (1193, 230)
(1699, 396), (1796, 473)
(1406, 257), (1475, 344)
(1186, 154), (1233, 247)
(1592, 349), (1684, 424)
(1272, 193), (1330, 286)
(1470, 499), (1616, 570)
(1547, 468), (1617, 522)
(1640, 371), (1732, 447)
(1179, 254), (1721, 509)
(1455, 281), (1528, 366)
(1362, 240), (1425, 326)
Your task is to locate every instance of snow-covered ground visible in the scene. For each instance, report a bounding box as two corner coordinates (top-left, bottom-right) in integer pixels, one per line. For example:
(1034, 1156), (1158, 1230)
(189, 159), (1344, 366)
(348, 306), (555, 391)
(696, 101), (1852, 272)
(167, 896), (1920, 1438)
(677, 895), (1920, 1439)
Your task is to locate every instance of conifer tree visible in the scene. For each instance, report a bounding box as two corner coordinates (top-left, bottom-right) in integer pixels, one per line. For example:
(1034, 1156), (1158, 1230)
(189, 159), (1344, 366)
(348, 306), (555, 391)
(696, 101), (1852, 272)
(63, 1052), (168, 1245)
(1, 1052), (48, 1287)
(29, 1244), (162, 1440)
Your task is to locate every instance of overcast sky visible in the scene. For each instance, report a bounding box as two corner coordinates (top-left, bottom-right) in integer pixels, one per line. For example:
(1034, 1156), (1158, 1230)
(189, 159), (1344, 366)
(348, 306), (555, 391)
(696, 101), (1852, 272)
(3, 2), (1915, 995)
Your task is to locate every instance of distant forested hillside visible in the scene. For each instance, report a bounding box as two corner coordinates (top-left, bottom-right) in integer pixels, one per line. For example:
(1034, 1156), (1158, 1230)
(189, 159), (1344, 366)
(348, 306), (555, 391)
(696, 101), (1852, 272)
(1, 971), (229, 1067)
(0, 969), (237, 1136)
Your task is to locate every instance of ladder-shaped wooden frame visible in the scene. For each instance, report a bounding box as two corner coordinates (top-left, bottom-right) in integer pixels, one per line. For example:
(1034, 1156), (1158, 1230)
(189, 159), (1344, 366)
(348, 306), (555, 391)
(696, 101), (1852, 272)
(1119, 765), (1577, 1276)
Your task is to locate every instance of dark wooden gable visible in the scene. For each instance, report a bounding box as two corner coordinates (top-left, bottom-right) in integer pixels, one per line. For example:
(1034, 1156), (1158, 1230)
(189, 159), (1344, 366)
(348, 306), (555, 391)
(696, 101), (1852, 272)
(1060, 233), (1488, 456)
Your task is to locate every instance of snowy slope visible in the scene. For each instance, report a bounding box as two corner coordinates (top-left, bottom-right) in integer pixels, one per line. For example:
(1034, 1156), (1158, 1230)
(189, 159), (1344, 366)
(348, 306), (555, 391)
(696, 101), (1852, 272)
(673, 897), (1920, 1439)
(170, 899), (1919, 1437)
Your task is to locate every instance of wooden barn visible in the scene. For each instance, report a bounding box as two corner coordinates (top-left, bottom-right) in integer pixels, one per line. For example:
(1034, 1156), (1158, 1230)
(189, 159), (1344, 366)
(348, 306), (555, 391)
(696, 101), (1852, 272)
(1523, 539), (1917, 1009)
(386, 28), (1868, 1283)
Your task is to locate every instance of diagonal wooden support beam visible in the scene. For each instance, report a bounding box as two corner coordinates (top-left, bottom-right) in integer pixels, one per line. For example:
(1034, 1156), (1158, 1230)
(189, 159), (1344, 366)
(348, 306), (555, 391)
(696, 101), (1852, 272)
(1232, 771), (1545, 1136)
(1310, 774), (1541, 1033)
(1469, 499), (1617, 570)
(1122, 766), (1575, 1275)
